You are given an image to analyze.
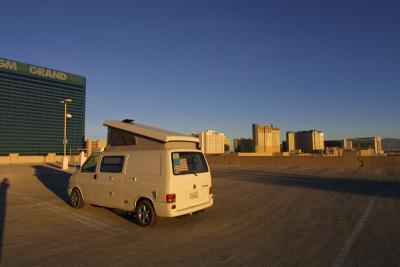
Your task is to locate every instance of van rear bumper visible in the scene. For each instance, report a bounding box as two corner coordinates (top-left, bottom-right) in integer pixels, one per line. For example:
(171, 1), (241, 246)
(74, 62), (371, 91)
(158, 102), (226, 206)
(154, 195), (214, 217)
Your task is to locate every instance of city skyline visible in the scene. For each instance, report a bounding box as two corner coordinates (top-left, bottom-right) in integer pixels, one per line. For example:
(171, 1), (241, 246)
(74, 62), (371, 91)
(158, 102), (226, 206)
(1, 1), (399, 141)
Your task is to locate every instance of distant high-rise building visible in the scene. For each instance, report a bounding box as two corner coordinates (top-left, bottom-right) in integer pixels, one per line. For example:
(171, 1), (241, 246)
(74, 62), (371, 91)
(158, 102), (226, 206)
(286, 131), (296, 152)
(282, 141), (287, 152)
(224, 137), (230, 152)
(0, 57), (85, 156)
(252, 124), (281, 154)
(376, 136), (382, 153)
(198, 130), (225, 154)
(233, 138), (253, 152)
(86, 139), (107, 156)
(325, 139), (352, 150)
(294, 130), (325, 153)
(349, 136), (383, 154)
(345, 139), (353, 150)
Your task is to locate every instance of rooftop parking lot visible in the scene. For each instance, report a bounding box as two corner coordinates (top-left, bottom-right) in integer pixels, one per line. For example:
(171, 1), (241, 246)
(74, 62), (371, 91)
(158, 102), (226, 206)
(1, 164), (400, 266)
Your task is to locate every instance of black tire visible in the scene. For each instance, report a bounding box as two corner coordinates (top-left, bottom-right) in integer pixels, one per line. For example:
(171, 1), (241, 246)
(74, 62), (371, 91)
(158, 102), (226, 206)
(135, 200), (156, 227)
(70, 188), (85, 209)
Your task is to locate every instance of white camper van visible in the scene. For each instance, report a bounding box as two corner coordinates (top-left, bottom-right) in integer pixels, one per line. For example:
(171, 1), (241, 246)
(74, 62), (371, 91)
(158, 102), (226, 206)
(67, 120), (214, 226)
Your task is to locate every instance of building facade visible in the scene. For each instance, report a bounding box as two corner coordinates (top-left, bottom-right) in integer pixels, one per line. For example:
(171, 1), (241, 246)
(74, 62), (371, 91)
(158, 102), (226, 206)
(325, 147), (344, 156)
(350, 137), (383, 154)
(294, 130), (325, 153)
(325, 139), (353, 150)
(85, 139), (107, 156)
(198, 130), (226, 154)
(286, 131), (296, 152)
(224, 137), (230, 152)
(0, 57), (86, 156)
(252, 124), (281, 154)
(233, 138), (253, 152)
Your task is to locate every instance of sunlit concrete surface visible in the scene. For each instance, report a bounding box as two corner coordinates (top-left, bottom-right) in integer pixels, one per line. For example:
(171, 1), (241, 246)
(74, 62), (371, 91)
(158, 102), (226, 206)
(0, 164), (399, 266)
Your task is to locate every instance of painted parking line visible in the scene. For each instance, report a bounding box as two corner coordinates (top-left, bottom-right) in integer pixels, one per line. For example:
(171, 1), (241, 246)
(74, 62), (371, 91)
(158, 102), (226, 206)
(9, 191), (127, 235)
(332, 190), (400, 267)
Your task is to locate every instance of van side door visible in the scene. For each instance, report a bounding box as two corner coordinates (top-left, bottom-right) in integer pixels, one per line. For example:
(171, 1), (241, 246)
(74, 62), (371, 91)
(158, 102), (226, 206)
(95, 155), (126, 209)
(78, 155), (100, 203)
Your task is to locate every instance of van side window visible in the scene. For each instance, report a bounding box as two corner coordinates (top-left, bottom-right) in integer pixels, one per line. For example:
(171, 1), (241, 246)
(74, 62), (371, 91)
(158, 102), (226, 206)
(81, 155), (99, 173)
(100, 156), (125, 173)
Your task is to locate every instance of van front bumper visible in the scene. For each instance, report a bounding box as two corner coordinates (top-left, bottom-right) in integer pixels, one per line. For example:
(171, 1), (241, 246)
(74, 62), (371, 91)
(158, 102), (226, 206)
(154, 194), (214, 217)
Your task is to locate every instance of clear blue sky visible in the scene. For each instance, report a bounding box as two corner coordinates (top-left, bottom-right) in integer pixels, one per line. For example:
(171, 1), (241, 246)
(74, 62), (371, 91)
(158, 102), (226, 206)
(1, 0), (399, 141)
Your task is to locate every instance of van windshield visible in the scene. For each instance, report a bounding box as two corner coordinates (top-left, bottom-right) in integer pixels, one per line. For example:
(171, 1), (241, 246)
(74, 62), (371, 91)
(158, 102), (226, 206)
(171, 152), (208, 175)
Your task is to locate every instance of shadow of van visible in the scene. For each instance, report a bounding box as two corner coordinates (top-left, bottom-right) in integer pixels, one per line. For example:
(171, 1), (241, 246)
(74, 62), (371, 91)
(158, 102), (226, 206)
(32, 165), (141, 224)
(107, 208), (140, 225)
(32, 165), (71, 205)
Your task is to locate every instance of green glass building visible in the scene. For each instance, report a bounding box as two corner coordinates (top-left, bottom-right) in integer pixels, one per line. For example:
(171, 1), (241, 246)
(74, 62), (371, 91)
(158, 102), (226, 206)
(0, 57), (85, 156)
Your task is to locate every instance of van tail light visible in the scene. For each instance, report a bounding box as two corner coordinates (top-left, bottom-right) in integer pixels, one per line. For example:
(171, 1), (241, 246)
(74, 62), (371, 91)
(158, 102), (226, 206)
(166, 194), (176, 203)
(209, 187), (212, 194)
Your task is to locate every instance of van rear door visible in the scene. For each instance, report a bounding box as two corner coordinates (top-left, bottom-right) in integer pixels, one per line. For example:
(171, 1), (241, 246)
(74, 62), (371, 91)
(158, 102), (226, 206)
(171, 152), (211, 210)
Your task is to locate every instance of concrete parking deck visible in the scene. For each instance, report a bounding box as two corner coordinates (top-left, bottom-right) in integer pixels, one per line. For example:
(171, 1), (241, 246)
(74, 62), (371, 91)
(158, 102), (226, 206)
(0, 164), (399, 266)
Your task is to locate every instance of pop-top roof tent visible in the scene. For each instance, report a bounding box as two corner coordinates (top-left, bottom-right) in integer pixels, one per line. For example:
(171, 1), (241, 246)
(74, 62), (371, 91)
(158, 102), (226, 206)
(103, 119), (200, 151)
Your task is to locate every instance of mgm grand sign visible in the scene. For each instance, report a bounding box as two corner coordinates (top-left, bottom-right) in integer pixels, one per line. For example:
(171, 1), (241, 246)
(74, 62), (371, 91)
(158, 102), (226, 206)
(0, 58), (68, 81)
(0, 57), (84, 85)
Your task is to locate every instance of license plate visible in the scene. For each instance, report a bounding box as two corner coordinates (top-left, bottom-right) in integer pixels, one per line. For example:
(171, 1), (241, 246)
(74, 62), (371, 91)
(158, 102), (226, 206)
(190, 191), (198, 199)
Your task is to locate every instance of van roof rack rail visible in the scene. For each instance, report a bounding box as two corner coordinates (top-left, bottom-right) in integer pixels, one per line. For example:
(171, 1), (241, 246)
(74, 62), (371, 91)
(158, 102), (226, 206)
(122, 119), (135, 123)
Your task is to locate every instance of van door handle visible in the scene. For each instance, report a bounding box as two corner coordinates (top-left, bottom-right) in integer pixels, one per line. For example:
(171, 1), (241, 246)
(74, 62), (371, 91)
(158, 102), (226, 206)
(132, 177), (137, 181)
(93, 174), (97, 180)
(109, 176), (114, 181)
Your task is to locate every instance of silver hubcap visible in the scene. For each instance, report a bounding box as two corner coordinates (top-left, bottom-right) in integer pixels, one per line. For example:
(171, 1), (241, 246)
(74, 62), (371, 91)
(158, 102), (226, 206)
(71, 190), (79, 206)
(138, 205), (151, 224)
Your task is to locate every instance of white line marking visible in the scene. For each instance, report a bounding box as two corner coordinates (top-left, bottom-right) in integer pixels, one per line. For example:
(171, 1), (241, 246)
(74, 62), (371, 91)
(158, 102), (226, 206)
(331, 197), (377, 267)
(332, 190), (400, 267)
(9, 191), (126, 235)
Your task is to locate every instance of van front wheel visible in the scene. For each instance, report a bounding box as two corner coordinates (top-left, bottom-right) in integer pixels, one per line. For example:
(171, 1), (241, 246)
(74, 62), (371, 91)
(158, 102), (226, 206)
(70, 188), (85, 209)
(136, 200), (156, 227)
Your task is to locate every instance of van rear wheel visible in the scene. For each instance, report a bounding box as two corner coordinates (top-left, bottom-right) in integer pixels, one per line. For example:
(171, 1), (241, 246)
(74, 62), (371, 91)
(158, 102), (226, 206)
(70, 188), (85, 209)
(136, 200), (156, 227)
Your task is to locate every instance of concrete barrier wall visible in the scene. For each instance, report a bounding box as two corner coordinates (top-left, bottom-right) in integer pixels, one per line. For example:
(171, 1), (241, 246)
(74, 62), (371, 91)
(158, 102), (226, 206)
(1, 153), (399, 171)
(0, 157), (9, 164)
(18, 156), (45, 164)
(206, 154), (400, 171)
(359, 156), (400, 170)
(0, 154), (82, 165)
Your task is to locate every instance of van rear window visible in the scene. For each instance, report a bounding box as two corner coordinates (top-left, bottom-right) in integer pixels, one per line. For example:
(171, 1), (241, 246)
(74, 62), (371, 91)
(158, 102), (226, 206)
(171, 152), (208, 175)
